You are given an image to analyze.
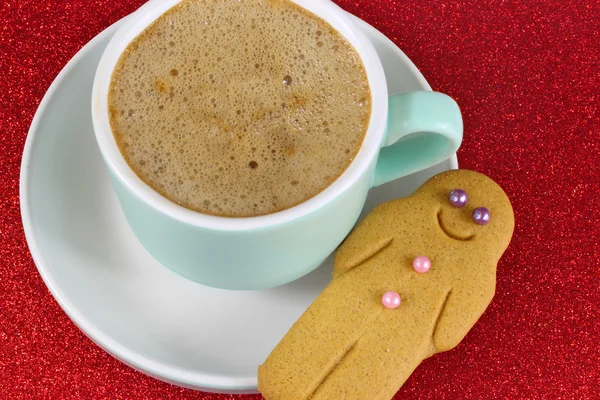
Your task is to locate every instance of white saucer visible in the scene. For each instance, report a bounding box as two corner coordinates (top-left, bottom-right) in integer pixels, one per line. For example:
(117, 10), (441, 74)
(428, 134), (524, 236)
(20, 15), (458, 394)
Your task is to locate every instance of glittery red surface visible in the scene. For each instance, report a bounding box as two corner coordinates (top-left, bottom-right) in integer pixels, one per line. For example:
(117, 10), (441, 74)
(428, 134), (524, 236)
(1, 0), (599, 399)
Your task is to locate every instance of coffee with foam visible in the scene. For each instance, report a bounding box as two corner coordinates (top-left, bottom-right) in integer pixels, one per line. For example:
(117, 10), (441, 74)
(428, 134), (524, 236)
(109, 0), (371, 217)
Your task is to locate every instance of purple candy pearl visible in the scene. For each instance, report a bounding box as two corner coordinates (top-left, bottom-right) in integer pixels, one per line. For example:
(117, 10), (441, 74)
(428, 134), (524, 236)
(449, 189), (468, 207)
(473, 207), (491, 225)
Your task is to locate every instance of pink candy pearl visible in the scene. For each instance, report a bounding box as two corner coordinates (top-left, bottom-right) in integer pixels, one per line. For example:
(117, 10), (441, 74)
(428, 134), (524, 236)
(413, 256), (431, 273)
(381, 291), (401, 309)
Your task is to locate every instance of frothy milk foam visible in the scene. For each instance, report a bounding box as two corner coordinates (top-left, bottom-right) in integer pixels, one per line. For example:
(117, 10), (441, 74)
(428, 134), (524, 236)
(109, 0), (371, 217)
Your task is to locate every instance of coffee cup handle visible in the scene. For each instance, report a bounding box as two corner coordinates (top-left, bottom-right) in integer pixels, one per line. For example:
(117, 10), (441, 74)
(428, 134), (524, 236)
(372, 91), (463, 187)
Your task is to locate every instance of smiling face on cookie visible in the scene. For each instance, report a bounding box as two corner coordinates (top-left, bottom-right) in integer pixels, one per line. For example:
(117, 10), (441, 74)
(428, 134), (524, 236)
(420, 169), (514, 256)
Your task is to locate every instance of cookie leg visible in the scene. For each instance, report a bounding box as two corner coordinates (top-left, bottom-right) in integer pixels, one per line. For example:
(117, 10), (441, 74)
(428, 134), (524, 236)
(309, 308), (432, 400)
(258, 275), (383, 400)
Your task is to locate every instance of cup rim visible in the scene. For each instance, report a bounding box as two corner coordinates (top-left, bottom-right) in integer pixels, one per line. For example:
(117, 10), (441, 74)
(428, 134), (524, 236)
(91, 0), (388, 231)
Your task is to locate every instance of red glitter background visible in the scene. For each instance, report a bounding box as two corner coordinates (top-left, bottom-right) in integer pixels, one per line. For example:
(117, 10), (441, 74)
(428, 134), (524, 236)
(1, 0), (598, 399)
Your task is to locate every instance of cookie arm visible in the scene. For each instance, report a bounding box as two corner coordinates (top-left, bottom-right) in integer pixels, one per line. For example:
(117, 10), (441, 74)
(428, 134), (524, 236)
(333, 203), (396, 279)
(430, 271), (496, 354)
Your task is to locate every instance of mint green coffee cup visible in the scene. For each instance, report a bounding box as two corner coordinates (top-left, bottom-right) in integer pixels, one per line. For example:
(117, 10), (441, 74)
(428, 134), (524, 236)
(92, 0), (462, 290)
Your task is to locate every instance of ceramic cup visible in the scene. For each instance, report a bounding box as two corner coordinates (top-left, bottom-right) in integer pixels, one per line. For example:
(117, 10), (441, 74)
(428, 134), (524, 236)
(92, 0), (463, 290)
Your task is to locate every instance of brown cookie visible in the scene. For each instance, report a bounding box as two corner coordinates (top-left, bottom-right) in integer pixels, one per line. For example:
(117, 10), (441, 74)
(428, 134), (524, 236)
(258, 169), (514, 400)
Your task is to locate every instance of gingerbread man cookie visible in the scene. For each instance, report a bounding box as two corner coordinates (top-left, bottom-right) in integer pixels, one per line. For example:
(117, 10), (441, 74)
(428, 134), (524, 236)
(258, 169), (514, 400)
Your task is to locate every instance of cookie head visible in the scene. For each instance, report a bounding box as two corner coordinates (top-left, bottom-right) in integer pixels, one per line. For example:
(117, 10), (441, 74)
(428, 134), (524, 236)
(419, 169), (514, 256)
(334, 169), (514, 278)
